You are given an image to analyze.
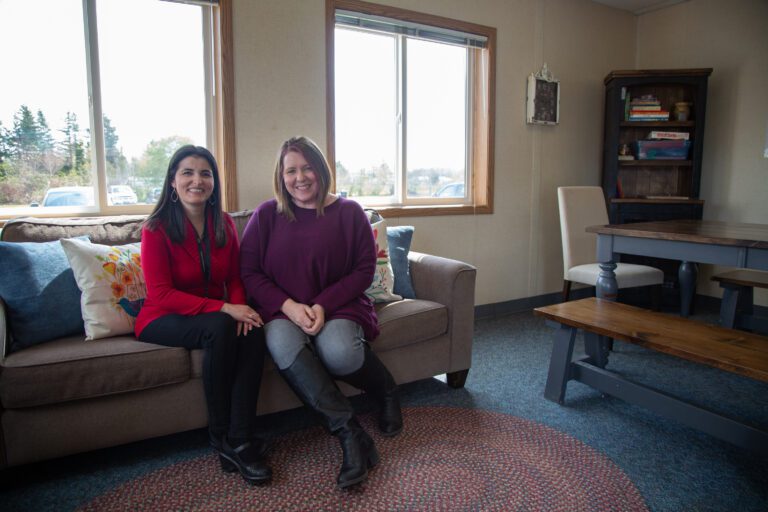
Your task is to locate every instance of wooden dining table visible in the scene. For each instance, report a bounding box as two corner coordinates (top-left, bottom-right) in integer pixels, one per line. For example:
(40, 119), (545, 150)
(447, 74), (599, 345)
(586, 219), (768, 316)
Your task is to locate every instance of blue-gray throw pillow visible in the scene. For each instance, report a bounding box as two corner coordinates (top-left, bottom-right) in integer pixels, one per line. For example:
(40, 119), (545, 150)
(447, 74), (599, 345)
(0, 238), (86, 351)
(387, 226), (416, 299)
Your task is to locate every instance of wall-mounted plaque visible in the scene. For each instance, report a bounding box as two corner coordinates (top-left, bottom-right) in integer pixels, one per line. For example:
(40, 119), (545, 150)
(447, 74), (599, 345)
(526, 64), (560, 125)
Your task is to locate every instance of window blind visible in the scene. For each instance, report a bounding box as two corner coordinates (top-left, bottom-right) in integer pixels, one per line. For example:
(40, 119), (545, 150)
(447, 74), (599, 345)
(335, 9), (487, 49)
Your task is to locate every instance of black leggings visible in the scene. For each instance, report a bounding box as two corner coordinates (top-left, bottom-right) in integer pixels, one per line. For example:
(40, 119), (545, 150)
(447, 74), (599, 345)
(139, 312), (267, 440)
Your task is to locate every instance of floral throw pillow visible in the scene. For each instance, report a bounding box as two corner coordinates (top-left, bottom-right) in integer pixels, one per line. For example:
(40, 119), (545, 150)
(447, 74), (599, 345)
(364, 210), (402, 303)
(60, 238), (146, 340)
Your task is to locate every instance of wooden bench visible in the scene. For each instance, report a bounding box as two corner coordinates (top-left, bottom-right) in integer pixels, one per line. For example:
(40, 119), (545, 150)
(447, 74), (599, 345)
(534, 297), (768, 454)
(712, 269), (768, 334)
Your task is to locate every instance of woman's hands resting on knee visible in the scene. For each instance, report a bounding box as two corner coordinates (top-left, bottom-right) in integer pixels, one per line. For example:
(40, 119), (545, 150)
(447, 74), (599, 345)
(281, 299), (325, 335)
(220, 303), (263, 336)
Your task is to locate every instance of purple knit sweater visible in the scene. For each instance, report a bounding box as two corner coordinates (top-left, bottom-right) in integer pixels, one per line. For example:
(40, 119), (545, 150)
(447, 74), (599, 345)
(240, 197), (380, 341)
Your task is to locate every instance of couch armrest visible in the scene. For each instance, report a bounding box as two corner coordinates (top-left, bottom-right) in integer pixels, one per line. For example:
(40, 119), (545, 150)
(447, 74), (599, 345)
(407, 252), (476, 373)
(0, 297), (8, 360)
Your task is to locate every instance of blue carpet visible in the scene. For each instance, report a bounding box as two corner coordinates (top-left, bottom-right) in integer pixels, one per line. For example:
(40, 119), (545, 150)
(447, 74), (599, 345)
(1, 310), (766, 511)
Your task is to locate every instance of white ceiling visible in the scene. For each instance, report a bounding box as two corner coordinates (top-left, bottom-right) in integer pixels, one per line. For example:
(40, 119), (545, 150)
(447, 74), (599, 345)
(591, 0), (687, 15)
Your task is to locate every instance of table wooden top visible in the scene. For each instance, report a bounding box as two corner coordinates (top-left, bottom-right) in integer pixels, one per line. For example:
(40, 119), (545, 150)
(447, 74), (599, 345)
(586, 219), (768, 249)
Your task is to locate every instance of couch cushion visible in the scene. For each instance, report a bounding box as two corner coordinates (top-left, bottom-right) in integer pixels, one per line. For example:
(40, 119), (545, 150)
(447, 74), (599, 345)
(60, 238), (146, 340)
(0, 215), (145, 245)
(0, 335), (189, 408)
(374, 299), (447, 351)
(387, 225), (416, 299)
(0, 238), (86, 351)
(365, 210), (401, 303)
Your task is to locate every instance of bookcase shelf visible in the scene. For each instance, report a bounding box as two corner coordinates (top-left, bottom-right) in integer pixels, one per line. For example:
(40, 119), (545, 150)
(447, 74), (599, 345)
(620, 121), (695, 128)
(619, 159), (692, 167)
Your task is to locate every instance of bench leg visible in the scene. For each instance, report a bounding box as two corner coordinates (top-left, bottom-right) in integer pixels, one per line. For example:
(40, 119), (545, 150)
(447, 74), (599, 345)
(719, 285), (740, 328)
(584, 332), (610, 368)
(544, 324), (577, 404)
(678, 261), (698, 317)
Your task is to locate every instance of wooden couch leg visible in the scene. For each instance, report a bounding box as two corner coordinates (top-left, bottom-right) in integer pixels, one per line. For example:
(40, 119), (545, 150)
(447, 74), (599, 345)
(446, 369), (469, 388)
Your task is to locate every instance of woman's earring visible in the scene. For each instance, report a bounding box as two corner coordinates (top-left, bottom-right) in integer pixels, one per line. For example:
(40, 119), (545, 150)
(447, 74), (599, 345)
(171, 189), (179, 203)
(208, 195), (216, 206)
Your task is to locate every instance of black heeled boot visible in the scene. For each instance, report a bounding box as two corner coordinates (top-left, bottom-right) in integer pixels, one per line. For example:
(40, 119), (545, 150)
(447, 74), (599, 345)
(336, 344), (403, 437)
(280, 347), (379, 489)
(218, 436), (273, 483)
(210, 432), (272, 481)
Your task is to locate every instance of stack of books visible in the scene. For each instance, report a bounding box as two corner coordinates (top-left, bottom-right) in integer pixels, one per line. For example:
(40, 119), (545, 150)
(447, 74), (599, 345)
(627, 95), (669, 121)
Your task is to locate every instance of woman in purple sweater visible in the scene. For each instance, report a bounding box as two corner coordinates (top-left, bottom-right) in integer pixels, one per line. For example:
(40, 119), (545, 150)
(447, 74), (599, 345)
(240, 136), (402, 489)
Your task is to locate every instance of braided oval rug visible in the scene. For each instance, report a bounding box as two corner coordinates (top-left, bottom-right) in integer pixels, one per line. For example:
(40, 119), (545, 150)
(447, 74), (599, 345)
(78, 407), (648, 511)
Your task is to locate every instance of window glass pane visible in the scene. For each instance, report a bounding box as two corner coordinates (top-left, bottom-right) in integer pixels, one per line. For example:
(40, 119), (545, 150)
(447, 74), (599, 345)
(334, 28), (397, 204)
(406, 39), (467, 199)
(0, 0), (94, 211)
(97, 0), (206, 205)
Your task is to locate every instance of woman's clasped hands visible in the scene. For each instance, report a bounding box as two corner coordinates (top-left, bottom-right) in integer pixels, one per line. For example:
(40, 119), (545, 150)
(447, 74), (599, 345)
(281, 298), (325, 335)
(220, 303), (264, 336)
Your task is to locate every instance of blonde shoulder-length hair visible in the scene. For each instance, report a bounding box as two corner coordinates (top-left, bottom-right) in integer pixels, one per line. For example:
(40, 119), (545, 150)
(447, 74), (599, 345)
(273, 136), (334, 222)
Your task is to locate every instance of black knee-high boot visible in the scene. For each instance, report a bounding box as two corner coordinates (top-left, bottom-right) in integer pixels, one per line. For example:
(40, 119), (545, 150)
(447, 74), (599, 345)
(335, 343), (403, 437)
(280, 347), (380, 488)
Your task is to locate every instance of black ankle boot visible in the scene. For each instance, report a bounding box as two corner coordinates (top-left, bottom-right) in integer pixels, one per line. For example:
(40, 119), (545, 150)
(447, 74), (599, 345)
(280, 347), (379, 487)
(336, 344), (403, 437)
(209, 432), (272, 474)
(336, 422), (380, 489)
(218, 436), (273, 483)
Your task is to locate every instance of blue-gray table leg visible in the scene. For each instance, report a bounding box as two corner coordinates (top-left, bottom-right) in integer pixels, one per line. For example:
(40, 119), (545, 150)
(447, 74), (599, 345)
(678, 261), (698, 317)
(596, 261), (618, 301)
(544, 324), (577, 404)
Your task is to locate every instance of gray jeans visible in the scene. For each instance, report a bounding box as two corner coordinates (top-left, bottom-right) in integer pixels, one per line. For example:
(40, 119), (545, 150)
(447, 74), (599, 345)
(264, 318), (365, 375)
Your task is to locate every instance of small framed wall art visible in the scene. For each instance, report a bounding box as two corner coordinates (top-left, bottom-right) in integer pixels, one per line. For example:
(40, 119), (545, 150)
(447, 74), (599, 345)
(526, 63), (560, 125)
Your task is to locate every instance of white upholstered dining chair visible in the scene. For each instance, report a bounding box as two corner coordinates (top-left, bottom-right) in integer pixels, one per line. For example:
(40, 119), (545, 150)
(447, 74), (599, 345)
(557, 186), (664, 302)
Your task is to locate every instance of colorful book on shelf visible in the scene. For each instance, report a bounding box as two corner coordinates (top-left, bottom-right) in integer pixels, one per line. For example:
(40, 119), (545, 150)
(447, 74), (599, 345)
(649, 130), (689, 140)
(629, 105), (663, 111)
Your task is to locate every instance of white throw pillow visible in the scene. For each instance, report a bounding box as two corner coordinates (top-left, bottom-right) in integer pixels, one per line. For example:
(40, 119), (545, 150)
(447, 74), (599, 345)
(365, 210), (402, 303)
(60, 238), (146, 340)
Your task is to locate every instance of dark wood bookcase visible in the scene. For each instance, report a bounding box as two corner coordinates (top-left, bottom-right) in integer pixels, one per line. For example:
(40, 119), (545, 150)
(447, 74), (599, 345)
(601, 68), (712, 307)
(601, 68), (712, 224)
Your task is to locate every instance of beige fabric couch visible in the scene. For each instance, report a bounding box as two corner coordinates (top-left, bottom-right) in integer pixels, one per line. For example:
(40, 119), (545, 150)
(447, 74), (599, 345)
(0, 212), (476, 468)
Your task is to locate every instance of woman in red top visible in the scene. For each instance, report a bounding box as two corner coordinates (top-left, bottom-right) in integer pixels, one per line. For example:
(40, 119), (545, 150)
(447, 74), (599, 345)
(136, 145), (271, 484)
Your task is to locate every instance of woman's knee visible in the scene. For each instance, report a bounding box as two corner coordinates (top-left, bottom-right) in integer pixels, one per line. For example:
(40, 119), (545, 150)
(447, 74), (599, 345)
(315, 321), (365, 376)
(264, 319), (308, 370)
(199, 312), (238, 348)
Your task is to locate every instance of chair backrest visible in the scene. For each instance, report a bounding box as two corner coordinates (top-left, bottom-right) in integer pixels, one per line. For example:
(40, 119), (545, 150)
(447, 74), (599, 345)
(557, 186), (609, 277)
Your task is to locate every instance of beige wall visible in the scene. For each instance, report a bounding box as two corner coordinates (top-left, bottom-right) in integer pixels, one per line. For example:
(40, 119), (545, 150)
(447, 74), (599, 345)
(231, 0), (636, 307)
(637, 0), (768, 304)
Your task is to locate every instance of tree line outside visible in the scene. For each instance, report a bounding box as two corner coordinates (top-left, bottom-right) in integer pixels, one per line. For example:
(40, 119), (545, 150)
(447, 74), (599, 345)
(334, 159), (464, 199)
(0, 105), (191, 207)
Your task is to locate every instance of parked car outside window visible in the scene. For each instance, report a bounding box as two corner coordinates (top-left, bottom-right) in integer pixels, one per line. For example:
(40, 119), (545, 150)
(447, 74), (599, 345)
(33, 186), (95, 207)
(433, 182), (465, 198)
(108, 185), (138, 205)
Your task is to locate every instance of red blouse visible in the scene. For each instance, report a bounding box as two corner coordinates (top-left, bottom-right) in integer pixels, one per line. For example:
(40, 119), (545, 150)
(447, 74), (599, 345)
(135, 214), (246, 337)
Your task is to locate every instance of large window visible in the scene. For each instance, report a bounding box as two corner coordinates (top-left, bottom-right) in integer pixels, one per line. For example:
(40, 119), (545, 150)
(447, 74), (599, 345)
(327, 0), (495, 216)
(0, 0), (236, 219)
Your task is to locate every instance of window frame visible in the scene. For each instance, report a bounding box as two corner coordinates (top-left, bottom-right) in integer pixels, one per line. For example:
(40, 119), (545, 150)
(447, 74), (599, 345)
(0, 0), (237, 225)
(326, 0), (495, 217)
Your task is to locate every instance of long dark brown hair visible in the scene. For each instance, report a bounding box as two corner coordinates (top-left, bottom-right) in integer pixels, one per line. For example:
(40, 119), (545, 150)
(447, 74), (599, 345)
(144, 145), (227, 247)
(273, 136), (334, 222)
